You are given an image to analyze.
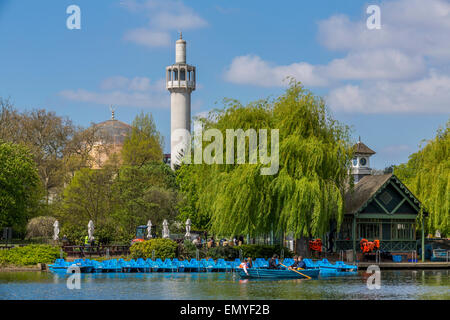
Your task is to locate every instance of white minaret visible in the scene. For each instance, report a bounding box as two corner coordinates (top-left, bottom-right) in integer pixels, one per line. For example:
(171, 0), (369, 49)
(166, 32), (196, 169)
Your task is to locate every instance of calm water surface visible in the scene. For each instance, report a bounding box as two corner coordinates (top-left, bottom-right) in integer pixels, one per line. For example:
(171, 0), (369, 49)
(0, 270), (449, 300)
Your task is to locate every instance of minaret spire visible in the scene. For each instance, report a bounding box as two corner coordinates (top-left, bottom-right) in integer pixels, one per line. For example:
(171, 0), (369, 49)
(109, 105), (116, 120)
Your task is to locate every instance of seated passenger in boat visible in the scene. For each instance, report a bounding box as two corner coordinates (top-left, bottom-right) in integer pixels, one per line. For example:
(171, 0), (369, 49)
(290, 256), (306, 270)
(289, 256), (299, 270)
(246, 257), (253, 268)
(268, 254), (281, 269)
(298, 256), (306, 269)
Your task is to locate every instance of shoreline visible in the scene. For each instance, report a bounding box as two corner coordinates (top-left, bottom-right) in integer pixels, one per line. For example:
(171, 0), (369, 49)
(0, 263), (47, 272)
(1, 261), (449, 272)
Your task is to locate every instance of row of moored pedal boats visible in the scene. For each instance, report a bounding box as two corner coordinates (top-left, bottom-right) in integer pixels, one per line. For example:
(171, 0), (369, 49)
(49, 257), (357, 279)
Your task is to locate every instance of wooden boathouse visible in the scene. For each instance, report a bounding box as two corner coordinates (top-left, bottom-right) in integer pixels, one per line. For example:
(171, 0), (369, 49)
(335, 140), (428, 261)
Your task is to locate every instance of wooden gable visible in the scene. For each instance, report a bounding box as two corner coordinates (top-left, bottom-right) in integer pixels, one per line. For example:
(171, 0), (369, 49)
(345, 174), (427, 218)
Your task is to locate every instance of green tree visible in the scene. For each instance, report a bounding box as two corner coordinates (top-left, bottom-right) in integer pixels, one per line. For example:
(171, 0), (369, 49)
(113, 162), (179, 237)
(58, 164), (117, 227)
(0, 102), (80, 204)
(121, 112), (163, 167)
(0, 140), (41, 234)
(177, 81), (353, 238)
(395, 120), (450, 236)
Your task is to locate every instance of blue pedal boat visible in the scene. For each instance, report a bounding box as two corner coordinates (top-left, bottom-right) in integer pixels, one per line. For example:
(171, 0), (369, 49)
(238, 268), (319, 279)
(161, 259), (178, 272)
(48, 259), (69, 273)
(152, 258), (164, 272)
(173, 259), (186, 272)
(317, 259), (357, 275)
(187, 259), (199, 272)
(49, 259), (93, 273)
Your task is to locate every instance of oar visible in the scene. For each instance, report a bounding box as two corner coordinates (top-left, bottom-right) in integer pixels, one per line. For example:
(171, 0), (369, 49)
(280, 263), (311, 279)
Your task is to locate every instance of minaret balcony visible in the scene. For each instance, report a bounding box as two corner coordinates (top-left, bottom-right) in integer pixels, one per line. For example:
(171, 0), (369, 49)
(166, 80), (196, 91)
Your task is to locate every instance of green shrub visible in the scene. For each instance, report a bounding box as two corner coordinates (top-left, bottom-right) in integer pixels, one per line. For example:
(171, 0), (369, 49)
(130, 238), (178, 260)
(0, 245), (65, 266)
(175, 243), (293, 260)
(207, 246), (239, 260)
(178, 240), (196, 260)
(59, 224), (85, 245)
(178, 240), (208, 260)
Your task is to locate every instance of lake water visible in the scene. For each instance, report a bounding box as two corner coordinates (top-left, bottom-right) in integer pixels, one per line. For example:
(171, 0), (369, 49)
(0, 270), (449, 300)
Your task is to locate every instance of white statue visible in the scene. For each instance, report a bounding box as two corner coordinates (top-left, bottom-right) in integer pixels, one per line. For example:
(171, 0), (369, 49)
(147, 220), (152, 239)
(53, 220), (60, 241)
(162, 219), (169, 239)
(88, 220), (95, 241)
(185, 218), (191, 239)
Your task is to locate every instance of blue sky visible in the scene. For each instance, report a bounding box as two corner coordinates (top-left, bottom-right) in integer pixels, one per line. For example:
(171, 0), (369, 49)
(0, 0), (449, 169)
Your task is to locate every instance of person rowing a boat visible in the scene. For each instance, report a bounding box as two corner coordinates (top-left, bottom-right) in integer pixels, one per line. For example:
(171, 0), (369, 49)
(239, 258), (252, 275)
(268, 254), (281, 269)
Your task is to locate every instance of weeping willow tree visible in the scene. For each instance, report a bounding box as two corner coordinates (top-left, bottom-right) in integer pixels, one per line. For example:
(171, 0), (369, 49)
(177, 81), (354, 238)
(395, 120), (449, 236)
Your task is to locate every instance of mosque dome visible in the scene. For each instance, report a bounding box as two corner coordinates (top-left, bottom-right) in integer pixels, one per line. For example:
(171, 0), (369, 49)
(94, 119), (131, 145)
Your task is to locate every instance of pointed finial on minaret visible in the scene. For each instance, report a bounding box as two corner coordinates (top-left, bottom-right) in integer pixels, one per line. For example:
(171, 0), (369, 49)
(179, 31), (182, 40)
(109, 105), (116, 120)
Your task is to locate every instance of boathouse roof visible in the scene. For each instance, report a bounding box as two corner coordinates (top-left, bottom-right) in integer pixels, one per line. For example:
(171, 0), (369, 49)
(344, 174), (428, 216)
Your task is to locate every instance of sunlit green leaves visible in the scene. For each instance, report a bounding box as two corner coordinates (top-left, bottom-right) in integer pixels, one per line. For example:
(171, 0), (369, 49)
(177, 81), (353, 237)
(395, 120), (450, 236)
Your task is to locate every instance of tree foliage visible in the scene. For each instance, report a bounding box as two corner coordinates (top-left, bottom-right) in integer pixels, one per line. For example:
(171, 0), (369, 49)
(130, 238), (178, 259)
(0, 140), (42, 234)
(177, 81), (353, 238)
(112, 162), (179, 237)
(121, 112), (163, 167)
(0, 100), (94, 203)
(395, 120), (450, 236)
(57, 160), (178, 242)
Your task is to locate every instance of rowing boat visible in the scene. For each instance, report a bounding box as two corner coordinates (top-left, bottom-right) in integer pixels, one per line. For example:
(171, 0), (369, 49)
(238, 268), (319, 279)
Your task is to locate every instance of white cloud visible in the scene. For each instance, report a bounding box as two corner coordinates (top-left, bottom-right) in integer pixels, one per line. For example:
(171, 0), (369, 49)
(152, 11), (207, 30)
(224, 0), (450, 114)
(122, 0), (207, 48)
(325, 50), (426, 81)
(317, 0), (450, 60)
(60, 76), (168, 109)
(224, 50), (426, 87)
(327, 71), (450, 113)
(224, 55), (327, 87)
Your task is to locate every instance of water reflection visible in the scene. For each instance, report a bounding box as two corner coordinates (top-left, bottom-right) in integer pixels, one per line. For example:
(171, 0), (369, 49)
(0, 270), (448, 300)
